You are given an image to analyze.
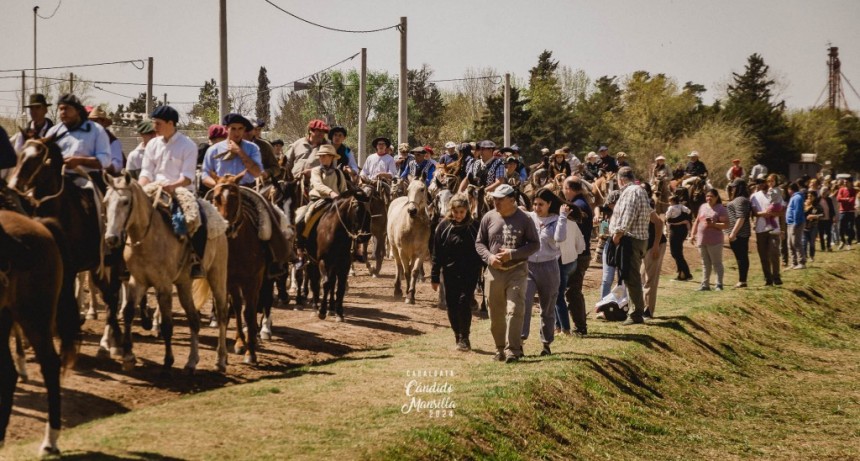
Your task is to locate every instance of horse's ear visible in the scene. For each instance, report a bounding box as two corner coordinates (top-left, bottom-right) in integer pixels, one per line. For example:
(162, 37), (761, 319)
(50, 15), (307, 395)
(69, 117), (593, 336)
(103, 170), (114, 188)
(123, 170), (132, 184)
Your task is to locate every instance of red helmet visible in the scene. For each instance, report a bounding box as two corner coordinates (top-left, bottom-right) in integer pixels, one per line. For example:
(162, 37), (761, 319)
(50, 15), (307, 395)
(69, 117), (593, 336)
(307, 119), (330, 132)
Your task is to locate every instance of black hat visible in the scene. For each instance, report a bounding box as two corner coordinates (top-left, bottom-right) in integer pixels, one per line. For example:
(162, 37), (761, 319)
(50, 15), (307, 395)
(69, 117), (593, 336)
(25, 93), (51, 108)
(371, 137), (391, 148)
(329, 125), (347, 138)
(151, 105), (179, 124)
(271, 139), (284, 147)
(57, 94), (87, 119)
(222, 113), (253, 130)
(255, 118), (266, 129)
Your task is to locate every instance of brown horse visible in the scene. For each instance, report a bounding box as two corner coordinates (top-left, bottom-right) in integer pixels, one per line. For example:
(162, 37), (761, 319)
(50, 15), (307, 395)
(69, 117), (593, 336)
(211, 174), (268, 364)
(0, 211), (68, 456)
(358, 177), (390, 277)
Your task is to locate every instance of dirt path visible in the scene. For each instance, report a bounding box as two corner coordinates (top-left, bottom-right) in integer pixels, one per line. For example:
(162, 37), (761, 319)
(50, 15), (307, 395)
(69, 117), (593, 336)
(7, 240), (713, 444)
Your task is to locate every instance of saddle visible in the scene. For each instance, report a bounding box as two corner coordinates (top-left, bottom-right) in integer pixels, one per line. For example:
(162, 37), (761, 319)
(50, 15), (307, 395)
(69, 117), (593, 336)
(299, 199), (331, 240)
(141, 183), (202, 236)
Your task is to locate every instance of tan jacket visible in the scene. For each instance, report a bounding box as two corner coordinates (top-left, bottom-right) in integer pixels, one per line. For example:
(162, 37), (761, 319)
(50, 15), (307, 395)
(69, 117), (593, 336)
(309, 166), (347, 200)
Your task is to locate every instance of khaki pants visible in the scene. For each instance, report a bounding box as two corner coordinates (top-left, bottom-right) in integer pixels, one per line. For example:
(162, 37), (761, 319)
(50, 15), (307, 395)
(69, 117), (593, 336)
(641, 241), (667, 314)
(485, 264), (528, 357)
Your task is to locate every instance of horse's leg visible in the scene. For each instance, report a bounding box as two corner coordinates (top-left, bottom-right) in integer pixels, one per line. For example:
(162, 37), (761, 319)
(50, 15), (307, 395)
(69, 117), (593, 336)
(392, 245), (404, 298)
(120, 280), (144, 371)
(19, 314), (62, 457)
(294, 265), (306, 308)
(243, 281), (260, 365)
(12, 324), (28, 383)
(207, 259), (230, 373)
(138, 286), (154, 330)
(0, 310), (17, 449)
(96, 266), (122, 358)
(175, 282), (200, 374)
(230, 287), (246, 355)
(57, 271), (80, 371)
(275, 273), (289, 307)
(408, 256), (422, 305)
(258, 278), (274, 340)
(319, 263), (336, 320)
(156, 289), (175, 370)
(309, 264), (321, 310)
(374, 234), (385, 276)
(335, 263), (350, 321)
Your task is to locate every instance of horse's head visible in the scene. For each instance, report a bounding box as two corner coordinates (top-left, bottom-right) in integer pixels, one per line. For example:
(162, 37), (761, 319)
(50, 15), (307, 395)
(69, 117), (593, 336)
(103, 171), (135, 249)
(405, 179), (427, 218)
(210, 173), (244, 225)
(7, 139), (62, 196)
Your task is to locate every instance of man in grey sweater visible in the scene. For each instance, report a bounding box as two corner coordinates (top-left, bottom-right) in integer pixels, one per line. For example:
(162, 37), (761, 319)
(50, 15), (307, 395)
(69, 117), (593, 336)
(475, 184), (540, 363)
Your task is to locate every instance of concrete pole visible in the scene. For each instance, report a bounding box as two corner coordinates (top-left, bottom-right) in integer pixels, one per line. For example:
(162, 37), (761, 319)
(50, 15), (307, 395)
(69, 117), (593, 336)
(218, 0), (229, 120)
(358, 48), (368, 166)
(397, 17), (407, 146)
(33, 7), (38, 91)
(504, 73), (511, 147)
(146, 57), (154, 115)
(69, 72), (74, 93)
(163, 93), (168, 105)
(21, 71), (26, 115)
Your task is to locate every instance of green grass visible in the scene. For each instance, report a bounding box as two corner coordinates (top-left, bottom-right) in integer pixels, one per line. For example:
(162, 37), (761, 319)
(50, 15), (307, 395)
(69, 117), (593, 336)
(5, 251), (860, 460)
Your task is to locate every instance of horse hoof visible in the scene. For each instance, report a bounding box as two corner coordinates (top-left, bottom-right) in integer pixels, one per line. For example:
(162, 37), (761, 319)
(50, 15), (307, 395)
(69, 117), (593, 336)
(243, 354), (256, 365)
(372, 274), (378, 279)
(209, 318), (218, 328)
(235, 345), (246, 355)
(164, 357), (175, 369)
(216, 362), (227, 373)
(39, 444), (60, 457)
(110, 347), (122, 358)
(260, 330), (272, 341)
(335, 315), (345, 322)
(184, 365), (196, 375)
(317, 311), (327, 320)
(122, 357), (136, 372)
(406, 298), (415, 305)
(96, 347), (110, 359)
(86, 311), (98, 320)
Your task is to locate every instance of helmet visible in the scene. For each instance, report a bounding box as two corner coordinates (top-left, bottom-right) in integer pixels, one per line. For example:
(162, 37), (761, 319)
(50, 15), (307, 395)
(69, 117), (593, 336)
(308, 119), (330, 132)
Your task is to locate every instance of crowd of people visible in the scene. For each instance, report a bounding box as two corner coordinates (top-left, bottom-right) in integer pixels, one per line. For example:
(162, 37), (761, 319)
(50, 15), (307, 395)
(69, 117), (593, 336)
(2, 92), (859, 368)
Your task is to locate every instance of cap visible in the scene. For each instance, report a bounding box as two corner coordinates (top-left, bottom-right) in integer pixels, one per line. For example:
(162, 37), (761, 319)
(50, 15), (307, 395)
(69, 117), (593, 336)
(477, 140), (496, 149)
(151, 105), (180, 124)
(504, 156), (519, 165)
(489, 184), (516, 198)
(136, 120), (155, 134)
(208, 124), (227, 140)
(510, 144), (520, 152)
(222, 113), (253, 130)
(688, 150), (699, 157)
(255, 118), (266, 129)
(444, 141), (457, 149)
(587, 151), (598, 160)
(616, 151), (627, 158)
(271, 139), (285, 146)
(307, 119), (330, 131)
(398, 142), (411, 153)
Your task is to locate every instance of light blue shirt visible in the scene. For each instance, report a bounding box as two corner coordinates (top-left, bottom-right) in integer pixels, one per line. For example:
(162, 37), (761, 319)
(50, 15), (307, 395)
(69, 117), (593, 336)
(46, 120), (111, 170)
(109, 138), (124, 172)
(202, 139), (263, 186)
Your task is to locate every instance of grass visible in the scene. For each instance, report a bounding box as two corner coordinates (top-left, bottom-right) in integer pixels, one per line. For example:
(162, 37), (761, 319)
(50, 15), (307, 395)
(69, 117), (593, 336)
(5, 251), (860, 460)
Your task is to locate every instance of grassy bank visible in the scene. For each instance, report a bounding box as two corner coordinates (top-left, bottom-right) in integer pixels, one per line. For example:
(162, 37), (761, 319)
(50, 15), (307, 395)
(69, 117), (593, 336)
(5, 251), (860, 460)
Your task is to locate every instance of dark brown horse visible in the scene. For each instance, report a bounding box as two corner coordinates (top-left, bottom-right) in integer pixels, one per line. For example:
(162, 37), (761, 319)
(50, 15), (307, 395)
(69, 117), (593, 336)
(0, 211), (69, 456)
(7, 139), (119, 365)
(305, 189), (371, 321)
(211, 174), (268, 364)
(358, 177), (390, 277)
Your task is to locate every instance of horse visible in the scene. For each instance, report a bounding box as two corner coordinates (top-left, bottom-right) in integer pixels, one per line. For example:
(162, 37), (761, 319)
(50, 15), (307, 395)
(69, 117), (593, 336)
(677, 176), (707, 218)
(311, 188), (371, 320)
(210, 173), (269, 364)
(357, 177), (391, 277)
(103, 173), (230, 372)
(0, 211), (69, 456)
(651, 174), (671, 215)
(7, 138), (120, 365)
(388, 180), (431, 305)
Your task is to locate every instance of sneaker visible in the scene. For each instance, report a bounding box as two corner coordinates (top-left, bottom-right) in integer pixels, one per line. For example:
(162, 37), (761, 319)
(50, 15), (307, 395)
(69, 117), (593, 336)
(574, 329), (588, 337)
(505, 354), (519, 363)
(456, 339), (470, 352)
(561, 329), (572, 336)
(622, 316), (645, 326)
(493, 350), (505, 362)
(734, 282), (747, 288)
(774, 278), (783, 286)
(540, 344), (552, 356)
(764, 280), (773, 286)
(697, 284), (710, 292)
(643, 310), (653, 319)
(714, 284), (723, 291)
(462, 337), (471, 350)
(846, 245), (852, 250)
(792, 264), (805, 270)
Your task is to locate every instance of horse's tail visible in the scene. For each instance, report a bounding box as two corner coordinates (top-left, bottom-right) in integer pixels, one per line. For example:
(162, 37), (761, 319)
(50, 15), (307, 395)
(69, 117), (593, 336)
(193, 278), (212, 311)
(37, 217), (79, 371)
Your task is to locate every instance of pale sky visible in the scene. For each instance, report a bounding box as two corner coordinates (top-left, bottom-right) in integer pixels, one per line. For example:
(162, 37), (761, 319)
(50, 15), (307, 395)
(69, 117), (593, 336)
(2, 0), (859, 118)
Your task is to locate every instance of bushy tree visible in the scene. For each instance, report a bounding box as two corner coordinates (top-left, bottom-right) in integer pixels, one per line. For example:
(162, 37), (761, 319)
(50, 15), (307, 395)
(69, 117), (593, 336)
(407, 64), (445, 147)
(522, 50), (574, 157)
(188, 79), (220, 128)
(256, 66), (271, 125)
(473, 86), (532, 158)
(674, 118), (759, 187)
(572, 75), (622, 153)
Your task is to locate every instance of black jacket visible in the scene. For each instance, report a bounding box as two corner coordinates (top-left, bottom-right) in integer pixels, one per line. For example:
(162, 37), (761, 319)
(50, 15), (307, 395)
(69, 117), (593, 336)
(431, 218), (481, 284)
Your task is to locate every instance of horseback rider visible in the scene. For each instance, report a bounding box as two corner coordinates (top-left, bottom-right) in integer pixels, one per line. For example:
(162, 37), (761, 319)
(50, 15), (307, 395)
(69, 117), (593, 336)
(202, 113), (289, 277)
(125, 121), (157, 180)
(246, 118), (282, 185)
(459, 140), (505, 193)
(139, 105), (205, 276)
(616, 151), (630, 169)
(328, 125), (360, 180)
(360, 136), (397, 181)
(404, 146), (436, 186)
(439, 141), (459, 165)
(651, 155), (670, 183)
(596, 145), (618, 175)
(395, 143), (415, 179)
(726, 158), (745, 183)
(87, 106), (124, 175)
(13, 93), (54, 152)
(583, 151), (601, 181)
(44, 93), (111, 191)
(294, 144), (349, 268)
(549, 149), (572, 179)
(288, 119), (329, 179)
(682, 150), (709, 187)
(500, 145), (528, 181)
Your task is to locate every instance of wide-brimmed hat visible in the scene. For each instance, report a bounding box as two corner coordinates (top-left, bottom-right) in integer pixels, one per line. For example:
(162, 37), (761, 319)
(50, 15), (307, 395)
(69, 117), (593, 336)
(553, 149), (566, 158)
(616, 151), (627, 158)
(398, 142), (411, 153)
(25, 93), (51, 108)
(88, 106), (110, 121)
(504, 156), (519, 165)
(499, 146), (515, 155)
(315, 144), (340, 160)
(586, 151), (598, 160)
(328, 125), (347, 138)
(489, 184), (516, 198)
(410, 146), (426, 155)
(371, 137), (391, 148)
(540, 147), (550, 155)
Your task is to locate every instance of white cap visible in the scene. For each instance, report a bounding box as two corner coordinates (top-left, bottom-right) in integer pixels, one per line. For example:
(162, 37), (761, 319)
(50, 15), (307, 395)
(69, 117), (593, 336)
(655, 155), (665, 161)
(445, 141), (457, 149)
(489, 184), (516, 198)
(688, 151), (699, 158)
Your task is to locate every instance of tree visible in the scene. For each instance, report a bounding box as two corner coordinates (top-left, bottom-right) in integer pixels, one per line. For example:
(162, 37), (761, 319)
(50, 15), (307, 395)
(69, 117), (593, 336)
(407, 64), (445, 146)
(724, 53), (796, 173)
(572, 75), (622, 152)
(789, 108), (845, 167)
(188, 79), (220, 128)
(256, 66), (271, 125)
(473, 86), (532, 159)
(114, 92), (161, 125)
(522, 50), (575, 156)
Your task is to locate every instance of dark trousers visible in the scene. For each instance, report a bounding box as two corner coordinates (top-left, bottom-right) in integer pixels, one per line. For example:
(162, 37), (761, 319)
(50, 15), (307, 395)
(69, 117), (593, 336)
(840, 212), (856, 244)
(729, 236), (750, 283)
(669, 227), (692, 277)
(443, 273), (478, 341)
(564, 251), (591, 333)
(756, 232), (781, 284)
(819, 220), (833, 250)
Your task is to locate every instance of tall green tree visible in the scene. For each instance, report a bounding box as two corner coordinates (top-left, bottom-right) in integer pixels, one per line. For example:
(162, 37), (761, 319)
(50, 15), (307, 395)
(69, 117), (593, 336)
(407, 64), (445, 146)
(188, 78), (220, 128)
(523, 50), (574, 155)
(724, 53), (796, 172)
(256, 66), (271, 125)
(572, 75), (622, 152)
(473, 86), (532, 159)
(114, 92), (162, 125)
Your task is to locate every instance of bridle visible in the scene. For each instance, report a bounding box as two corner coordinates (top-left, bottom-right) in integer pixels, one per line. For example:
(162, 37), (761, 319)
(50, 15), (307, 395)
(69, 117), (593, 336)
(334, 196), (371, 240)
(10, 140), (65, 208)
(108, 182), (157, 247)
(213, 182), (245, 238)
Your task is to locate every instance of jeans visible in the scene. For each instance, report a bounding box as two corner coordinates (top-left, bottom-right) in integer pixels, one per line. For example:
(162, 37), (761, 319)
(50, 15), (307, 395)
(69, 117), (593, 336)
(729, 236), (750, 283)
(565, 251), (591, 333)
(600, 240), (618, 299)
(840, 212), (856, 244)
(802, 227), (818, 260)
(669, 226), (691, 277)
(818, 220), (833, 250)
(554, 259), (577, 331)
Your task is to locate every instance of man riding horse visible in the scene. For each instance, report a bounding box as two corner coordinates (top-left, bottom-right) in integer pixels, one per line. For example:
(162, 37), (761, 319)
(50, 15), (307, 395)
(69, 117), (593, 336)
(287, 119), (329, 179)
(681, 150), (709, 188)
(44, 93), (112, 190)
(329, 125), (360, 181)
(13, 93), (54, 153)
(201, 113), (289, 277)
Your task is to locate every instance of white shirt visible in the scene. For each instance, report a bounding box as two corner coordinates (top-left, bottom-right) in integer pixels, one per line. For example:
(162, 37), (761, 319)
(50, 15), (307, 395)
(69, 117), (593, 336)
(126, 142), (146, 171)
(360, 153), (397, 180)
(665, 204), (690, 220)
(750, 190), (777, 234)
(140, 131), (198, 193)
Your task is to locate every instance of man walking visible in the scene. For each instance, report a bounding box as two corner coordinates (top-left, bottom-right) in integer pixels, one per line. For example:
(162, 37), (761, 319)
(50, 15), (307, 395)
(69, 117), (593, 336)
(475, 184), (539, 363)
(785, 182), (806, 269)
(750, 177), (783, 285)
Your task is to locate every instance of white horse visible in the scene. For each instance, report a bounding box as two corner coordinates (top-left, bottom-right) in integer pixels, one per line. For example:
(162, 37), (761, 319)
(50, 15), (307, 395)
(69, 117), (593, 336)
(387, 180), (431, 305)
(103, 173), (230, 372)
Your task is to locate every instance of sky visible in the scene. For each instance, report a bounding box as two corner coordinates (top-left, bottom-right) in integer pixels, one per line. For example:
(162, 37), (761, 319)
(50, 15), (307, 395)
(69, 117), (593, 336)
(2, 0), (860, 119)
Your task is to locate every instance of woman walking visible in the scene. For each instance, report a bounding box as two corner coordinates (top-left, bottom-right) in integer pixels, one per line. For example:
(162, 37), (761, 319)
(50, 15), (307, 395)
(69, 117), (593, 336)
(691, 188), (728, 291)
(521, 188), (568, 356)
(803, 190), (823, 263)
(819, 187), (836, 252)
(431, 194), (482, 352)
(666, 195), (693, 281)
(726, 180), (752, 288)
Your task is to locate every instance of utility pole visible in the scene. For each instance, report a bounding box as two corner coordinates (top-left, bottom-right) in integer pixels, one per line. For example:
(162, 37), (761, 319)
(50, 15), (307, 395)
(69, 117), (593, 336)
(21, 71), (26, 115)
(33, 6), (38, 90)
(69, 72), (74, 93)
(219, 0), (229, 120)
(163, 93), (167, 105)
(503, 73), (511, 147)
(146, 57), (154, 115)
(358, 48), (368, 166)
(397, 16), (407, 147)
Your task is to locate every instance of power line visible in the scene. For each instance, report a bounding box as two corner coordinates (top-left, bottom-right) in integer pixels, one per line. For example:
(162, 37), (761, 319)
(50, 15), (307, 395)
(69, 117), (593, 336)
(36, 0), (62, 19)
(0, 79), (65, 93)
(93, 85), (137, 99)
(0, 58), (145, 73)
(429, 76), (503, 84)
(262, 0), (400, 34)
